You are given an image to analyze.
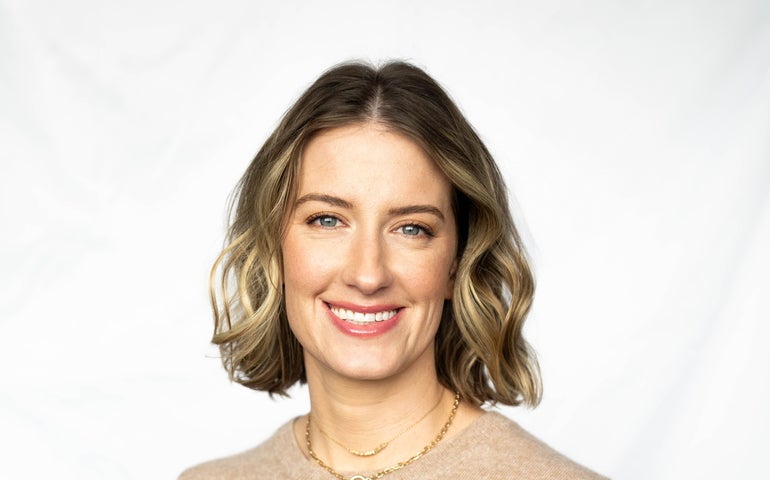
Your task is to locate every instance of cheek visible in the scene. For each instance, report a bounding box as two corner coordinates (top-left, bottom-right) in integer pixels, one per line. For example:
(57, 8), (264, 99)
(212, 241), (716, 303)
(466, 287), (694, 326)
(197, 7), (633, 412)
(282, 236), (315, 339)
(282, 233), (336, 307)
(394, 252), (454, 303)
(282, 239), (309, 291)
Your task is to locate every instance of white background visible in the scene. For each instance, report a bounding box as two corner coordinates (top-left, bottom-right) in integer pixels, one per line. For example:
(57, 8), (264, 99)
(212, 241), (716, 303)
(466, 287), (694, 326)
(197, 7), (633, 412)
(1, 1), (768, 478)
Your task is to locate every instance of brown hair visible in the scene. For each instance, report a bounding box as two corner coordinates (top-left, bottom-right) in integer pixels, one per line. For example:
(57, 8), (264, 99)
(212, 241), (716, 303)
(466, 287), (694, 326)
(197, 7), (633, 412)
(211, 61), (541, 407)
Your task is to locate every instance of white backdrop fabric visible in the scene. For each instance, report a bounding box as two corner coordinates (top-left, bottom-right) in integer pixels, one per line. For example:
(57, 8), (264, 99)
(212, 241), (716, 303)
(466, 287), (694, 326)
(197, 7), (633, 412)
(1, 1), (768, 478)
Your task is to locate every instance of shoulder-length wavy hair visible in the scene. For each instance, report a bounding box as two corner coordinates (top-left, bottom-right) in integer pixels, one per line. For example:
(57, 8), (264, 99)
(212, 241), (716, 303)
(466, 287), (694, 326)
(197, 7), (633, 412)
(211, 61), (541, 407)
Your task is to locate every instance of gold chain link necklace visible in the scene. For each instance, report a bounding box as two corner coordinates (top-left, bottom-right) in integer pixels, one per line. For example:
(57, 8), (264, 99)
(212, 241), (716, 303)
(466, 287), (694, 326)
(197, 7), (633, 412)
(315, 391), (445, 457)
(305, 392), (460, 480)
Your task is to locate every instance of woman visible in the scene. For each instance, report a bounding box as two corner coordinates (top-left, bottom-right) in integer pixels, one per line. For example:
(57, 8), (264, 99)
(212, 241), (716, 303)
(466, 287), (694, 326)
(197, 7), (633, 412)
(181, 61), (606, 480)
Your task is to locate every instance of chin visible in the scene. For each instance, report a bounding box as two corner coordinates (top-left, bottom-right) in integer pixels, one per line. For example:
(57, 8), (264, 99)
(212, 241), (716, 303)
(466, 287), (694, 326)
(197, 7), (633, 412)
(339, 366), (398, 381)
(332, 360), (402, 381)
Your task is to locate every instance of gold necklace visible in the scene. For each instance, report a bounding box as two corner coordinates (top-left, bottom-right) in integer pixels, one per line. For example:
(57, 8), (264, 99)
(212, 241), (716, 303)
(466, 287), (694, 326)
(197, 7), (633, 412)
(315, 391), (445, 457)
(305, 392), (461, 480)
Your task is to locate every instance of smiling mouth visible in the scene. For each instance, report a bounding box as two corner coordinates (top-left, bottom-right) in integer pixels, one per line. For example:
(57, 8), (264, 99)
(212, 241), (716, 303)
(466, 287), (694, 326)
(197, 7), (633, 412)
(326, 303), (400, 325)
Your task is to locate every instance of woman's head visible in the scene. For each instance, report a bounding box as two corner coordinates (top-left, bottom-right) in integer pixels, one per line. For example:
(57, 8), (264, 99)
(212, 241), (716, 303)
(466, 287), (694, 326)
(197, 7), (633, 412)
(212, 60), (541, 407)
(282, 123), (458, 387)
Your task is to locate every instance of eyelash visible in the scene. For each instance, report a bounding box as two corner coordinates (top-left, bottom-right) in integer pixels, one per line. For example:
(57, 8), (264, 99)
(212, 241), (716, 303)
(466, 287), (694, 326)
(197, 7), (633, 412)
(305, 214), (435, 238)
(395, 222), (434, 238)
(306, 213), (342, 228)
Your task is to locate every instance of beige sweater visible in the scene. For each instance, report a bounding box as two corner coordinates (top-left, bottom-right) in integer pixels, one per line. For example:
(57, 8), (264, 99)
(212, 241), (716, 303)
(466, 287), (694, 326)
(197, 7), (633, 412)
(180, 411), (607, 479)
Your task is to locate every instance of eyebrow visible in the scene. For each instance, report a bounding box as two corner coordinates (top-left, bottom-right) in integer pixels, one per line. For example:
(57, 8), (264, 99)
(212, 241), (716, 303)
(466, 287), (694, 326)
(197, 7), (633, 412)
(294, 193), (445, 221)
(295, 193), (353, 209)
(387, 205), (445, 221)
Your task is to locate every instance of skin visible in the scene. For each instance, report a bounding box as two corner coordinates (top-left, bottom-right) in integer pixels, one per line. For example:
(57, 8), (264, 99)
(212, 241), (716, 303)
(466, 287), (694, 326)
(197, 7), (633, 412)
(282, 122), (482, 472)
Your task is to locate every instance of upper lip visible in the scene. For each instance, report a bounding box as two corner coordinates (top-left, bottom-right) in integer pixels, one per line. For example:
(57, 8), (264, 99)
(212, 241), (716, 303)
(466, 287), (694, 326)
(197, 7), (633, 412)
(324, 301), (402, 313)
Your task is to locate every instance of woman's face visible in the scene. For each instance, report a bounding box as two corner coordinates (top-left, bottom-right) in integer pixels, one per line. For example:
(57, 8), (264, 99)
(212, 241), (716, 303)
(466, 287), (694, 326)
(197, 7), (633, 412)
(282, 123), (457, 382)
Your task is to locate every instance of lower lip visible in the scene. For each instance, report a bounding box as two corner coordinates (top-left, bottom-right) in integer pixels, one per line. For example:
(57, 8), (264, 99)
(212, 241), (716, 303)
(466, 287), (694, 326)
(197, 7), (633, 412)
(325, 303), (402, 338)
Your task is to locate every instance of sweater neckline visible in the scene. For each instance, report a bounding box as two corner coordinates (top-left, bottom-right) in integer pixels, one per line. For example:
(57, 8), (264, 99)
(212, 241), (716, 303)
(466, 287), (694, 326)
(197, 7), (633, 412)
(281, 410), (503, 478)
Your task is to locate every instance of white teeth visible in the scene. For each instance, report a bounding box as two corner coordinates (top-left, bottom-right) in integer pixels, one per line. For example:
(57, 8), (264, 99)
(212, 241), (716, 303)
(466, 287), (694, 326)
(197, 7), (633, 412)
(329, 305), (398, 324)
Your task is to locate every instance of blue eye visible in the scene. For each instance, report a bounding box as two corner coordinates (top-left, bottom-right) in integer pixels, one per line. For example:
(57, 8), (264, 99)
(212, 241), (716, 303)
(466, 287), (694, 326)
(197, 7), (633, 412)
(400, 225), (423, 236)
(312, 215), (338, 227)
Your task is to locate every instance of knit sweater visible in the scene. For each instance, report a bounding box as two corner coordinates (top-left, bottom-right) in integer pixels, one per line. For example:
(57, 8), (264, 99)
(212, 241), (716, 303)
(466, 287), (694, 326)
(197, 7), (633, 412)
(179, 411), (607, 479)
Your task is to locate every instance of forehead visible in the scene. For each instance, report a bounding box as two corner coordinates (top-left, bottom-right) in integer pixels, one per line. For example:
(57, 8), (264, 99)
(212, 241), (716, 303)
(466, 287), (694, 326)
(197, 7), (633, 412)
(296, 123), (453, 207)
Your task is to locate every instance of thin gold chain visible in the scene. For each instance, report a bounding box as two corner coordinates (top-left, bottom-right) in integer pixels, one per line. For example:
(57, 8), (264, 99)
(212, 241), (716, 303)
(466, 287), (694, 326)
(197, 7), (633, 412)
(315, 390), (445, 457)
(305, 392), (461, 480)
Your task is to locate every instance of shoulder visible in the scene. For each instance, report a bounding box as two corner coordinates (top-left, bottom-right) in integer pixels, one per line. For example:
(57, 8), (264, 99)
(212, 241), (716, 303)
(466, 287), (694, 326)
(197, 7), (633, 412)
(178, 419), (304, 480)
(431, 411), (608, 480)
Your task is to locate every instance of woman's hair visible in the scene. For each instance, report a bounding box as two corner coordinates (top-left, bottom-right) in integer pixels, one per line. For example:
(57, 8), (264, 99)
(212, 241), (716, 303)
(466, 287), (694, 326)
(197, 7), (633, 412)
(211, 60), (541, 407)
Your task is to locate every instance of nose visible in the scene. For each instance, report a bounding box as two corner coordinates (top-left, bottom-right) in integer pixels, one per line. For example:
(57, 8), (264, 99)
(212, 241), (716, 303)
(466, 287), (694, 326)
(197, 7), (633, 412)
(341, 228), (393, 295)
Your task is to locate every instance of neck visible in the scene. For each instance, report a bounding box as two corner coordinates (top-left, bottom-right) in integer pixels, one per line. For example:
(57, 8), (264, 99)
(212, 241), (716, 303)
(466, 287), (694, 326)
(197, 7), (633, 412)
(303, 354), (453, 472)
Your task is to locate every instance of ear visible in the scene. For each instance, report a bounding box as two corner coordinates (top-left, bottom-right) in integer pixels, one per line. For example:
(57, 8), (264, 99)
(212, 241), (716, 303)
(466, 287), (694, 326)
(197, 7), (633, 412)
(445, 259), (458, 299)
